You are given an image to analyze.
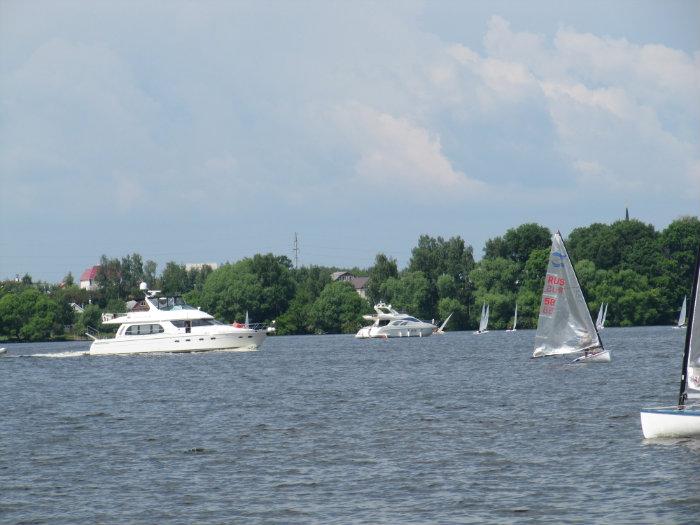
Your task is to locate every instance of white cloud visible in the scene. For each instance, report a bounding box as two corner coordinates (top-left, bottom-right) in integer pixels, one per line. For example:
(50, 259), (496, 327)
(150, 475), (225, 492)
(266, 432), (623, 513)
(334, 103), (486, 196)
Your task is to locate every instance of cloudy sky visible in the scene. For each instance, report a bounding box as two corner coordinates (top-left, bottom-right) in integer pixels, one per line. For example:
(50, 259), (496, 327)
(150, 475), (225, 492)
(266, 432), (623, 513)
(1, 0), (699, 282)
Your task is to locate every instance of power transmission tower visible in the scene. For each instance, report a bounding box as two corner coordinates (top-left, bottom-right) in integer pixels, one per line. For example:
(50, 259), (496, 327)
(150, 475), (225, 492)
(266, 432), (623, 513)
(293, 232), (299, 268)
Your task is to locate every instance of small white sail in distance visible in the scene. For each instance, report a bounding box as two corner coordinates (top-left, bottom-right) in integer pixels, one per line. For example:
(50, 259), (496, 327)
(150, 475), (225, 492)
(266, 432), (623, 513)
(679, 296), (687, 328)
(595, 303), (604, 330)
(474, 302), (489, 334)
(435, 313), (453, 334)
(602, 303), (608, 328)
(532, 232), (606, 359)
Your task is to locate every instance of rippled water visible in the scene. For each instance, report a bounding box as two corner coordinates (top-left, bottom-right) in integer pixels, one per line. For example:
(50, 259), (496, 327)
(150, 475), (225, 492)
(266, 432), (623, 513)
(1, 327), (698, 524)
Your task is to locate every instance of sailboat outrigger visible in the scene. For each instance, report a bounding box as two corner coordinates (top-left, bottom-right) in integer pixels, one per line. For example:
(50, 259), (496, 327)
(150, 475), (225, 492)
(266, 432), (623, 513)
(640, 246), (700, 438)
(532, 231), (610, 363)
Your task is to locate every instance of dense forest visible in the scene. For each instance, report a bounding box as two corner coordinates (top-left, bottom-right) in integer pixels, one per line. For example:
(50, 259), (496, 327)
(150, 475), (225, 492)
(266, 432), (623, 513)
(1, 216), (698, 341)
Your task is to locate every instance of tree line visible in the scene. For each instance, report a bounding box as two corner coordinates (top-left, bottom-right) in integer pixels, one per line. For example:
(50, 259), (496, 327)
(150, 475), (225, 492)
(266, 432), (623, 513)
(1, 216), (698, 341)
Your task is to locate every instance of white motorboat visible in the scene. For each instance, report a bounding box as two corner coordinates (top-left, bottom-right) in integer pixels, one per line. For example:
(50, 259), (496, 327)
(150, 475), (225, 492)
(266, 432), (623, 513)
(532, 231), (609, 363)
(88, 283), (271, 355)
(640, 247), (700, 438)
(0, 347), (6, 356)
(356, 303), (436, 339)
(473, 302), (489, 334)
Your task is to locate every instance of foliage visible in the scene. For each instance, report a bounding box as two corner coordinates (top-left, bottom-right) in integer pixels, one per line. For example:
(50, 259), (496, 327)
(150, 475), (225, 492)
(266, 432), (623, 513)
(308, 281), (369, 334)
(365, 253), (398, 304)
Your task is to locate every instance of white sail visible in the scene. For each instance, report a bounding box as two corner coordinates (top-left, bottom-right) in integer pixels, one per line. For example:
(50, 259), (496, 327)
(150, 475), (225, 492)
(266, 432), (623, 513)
(685, 284), (700, 397)
(679, 296), (687, 328)
(602, 303), (608, 328)
(483, 304), (490, 332)
(595, 304), (604, 330)
(533, 232), (603, 357)
(513, 303), (518, 330)
(478, 303), (485, 332)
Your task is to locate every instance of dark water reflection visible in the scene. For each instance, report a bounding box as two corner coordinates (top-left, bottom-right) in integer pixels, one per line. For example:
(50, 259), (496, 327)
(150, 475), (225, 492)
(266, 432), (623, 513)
(1, 327), (698, 523)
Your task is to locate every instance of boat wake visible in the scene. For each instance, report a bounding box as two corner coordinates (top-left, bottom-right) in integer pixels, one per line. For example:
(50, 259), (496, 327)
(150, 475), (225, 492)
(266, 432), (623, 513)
(10, 351), (90, 359)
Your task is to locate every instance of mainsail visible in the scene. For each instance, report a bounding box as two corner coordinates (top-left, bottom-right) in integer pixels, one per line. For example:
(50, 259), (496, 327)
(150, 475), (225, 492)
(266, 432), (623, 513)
(477, 303), (489, 332)
(513, 303), (518, 330)
(679, 296), (687, 328)
(680, 251), (700, 402)
(533, 232), (603, 357)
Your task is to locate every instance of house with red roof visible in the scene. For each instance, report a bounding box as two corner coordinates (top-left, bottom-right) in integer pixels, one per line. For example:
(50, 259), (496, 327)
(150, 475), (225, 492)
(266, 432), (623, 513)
(79, 266), (100, 291)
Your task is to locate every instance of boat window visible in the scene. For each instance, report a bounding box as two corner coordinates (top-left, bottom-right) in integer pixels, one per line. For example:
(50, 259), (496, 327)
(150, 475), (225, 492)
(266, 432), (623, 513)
(171, 320), (186, 328)
(403, 317), (419, 322)
(378, 319), (390, 327)
(124, 324), (164, 335)
(192, 319), (216, 327)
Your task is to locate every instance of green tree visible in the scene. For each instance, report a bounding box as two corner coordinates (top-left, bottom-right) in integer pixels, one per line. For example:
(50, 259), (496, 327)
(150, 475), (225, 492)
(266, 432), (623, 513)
(308, 281), (368, 334)
(380, 271), (433, 320)
(365, 253), (398, 304)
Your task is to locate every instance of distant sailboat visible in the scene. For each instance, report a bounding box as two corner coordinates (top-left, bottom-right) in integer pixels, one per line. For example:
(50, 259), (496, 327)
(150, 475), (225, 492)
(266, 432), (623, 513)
(532, 231), (610, 363)
(506, 303), (518, 332)
(640, 247), (700, 438)
(474, 303), (489, 334)
(602, 303), (608, 328)
(595, 302), (608, 330)
(677, 296), (687, 328)
(434, 313), (453, 335)
(595, 303), (604, 330)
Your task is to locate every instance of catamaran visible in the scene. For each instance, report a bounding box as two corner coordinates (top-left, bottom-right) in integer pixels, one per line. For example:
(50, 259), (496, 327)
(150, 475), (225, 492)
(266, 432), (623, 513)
(474, 303), (490, 334)
(506, 303), (518, 332)
(677, 296), (687, 328)
(532, 231), (610, 363)
(640, 248), (700, 438)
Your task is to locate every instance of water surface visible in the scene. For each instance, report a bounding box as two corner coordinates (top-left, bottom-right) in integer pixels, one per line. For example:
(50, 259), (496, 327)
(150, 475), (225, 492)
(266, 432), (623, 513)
(1, 327), (697, 523)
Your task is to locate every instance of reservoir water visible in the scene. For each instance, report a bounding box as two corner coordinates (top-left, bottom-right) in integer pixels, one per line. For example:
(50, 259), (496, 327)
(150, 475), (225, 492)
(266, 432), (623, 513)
(1, 326), (698, 524)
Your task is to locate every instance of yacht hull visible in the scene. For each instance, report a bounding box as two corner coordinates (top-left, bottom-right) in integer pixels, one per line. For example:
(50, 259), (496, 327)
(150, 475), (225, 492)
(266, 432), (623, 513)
(640, 407), (700, 438)
(89, 331), (266, 355)
(355, 326), (434, 339)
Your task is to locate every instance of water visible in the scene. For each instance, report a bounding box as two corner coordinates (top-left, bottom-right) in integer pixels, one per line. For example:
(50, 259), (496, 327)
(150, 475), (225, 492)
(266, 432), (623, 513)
(1, 327), (698, 524)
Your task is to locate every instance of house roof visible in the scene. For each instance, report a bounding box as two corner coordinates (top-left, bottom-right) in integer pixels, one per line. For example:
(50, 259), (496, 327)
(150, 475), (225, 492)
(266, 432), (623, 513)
(80, 266), (100, 281)
(331, 271), (352, 280)
(350, 276), (369, 290)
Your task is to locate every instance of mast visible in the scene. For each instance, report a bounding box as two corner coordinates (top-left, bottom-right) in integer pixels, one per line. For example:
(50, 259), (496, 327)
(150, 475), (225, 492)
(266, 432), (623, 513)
(678, 246), (700, 406)
(558, 231), (604, 351)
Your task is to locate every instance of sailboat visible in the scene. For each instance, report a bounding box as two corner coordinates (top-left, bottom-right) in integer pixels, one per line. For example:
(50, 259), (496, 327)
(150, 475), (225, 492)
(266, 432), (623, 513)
(595, 303), (605, 330)
(506, 303), (518, 332)
(602, 302), (608, 329)
(640, 247), (700, 438)
(532, 231), (610, 363)
(677, 296), (687, 328)
(473, 303), (489, 334)
(433, 313), (453, 335)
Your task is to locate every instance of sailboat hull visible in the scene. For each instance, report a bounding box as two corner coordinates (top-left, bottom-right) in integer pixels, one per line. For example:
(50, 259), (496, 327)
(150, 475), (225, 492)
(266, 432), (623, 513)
(640, 407), (700, 438)
(572, 349), (611, 363)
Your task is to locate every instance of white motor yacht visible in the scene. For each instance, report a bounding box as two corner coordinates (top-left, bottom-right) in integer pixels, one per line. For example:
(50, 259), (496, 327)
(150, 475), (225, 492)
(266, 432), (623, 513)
(88, 283), (272, 355)
(356, 302), (436, 339)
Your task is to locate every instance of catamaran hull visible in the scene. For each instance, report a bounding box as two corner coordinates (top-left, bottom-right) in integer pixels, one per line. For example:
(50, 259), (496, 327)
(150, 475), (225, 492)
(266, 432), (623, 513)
(572, 349), (611, 363)
(89, 331), (266, 355)
(640, 407), (700, 438)
(355, 326), (434, 339)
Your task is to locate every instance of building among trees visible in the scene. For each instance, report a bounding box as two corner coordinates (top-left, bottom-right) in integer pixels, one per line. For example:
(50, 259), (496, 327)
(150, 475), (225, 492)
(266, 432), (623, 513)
(79, 266), (100, 291)
(331, 271), (369, 299)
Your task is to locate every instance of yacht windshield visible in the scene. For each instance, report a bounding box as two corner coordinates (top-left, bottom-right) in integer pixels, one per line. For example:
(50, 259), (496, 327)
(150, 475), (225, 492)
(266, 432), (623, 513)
(153, 296), (199, 311)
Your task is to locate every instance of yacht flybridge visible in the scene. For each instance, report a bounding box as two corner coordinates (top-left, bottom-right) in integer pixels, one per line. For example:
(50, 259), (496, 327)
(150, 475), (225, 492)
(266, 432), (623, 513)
(88, 283), (272, 355)
(356, 303), (436, 339)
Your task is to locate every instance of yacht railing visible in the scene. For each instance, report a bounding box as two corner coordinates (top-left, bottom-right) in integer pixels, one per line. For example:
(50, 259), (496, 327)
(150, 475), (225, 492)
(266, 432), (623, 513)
(85, 326), (103, 340)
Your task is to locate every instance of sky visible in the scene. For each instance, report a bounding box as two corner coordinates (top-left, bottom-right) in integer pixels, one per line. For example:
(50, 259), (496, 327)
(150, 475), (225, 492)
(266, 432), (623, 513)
(1, 0), (699, 282)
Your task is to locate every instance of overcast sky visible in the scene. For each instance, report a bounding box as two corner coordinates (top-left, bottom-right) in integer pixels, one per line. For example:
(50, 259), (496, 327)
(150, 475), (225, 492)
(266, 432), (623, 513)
(1, 0), (699, 282)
